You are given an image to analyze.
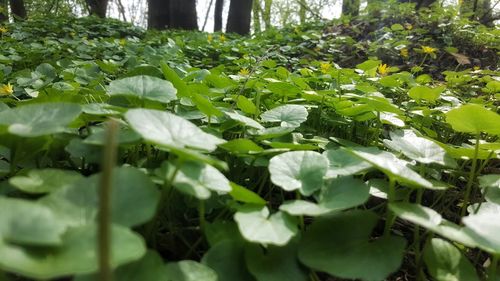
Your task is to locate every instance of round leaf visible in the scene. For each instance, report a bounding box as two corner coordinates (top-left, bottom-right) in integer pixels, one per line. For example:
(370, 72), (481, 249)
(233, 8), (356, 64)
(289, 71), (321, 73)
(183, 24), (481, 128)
(234, 206), (298, 246)
(125, 108), (225, 152)
(445, 104), (500, 135)
(269, 151), (328, 196)
(423, 238), (480, 281)
(165, 260), (218, 281)
(9, 169), (83, 194)
(173, 161), (231, 200)
(298, 210), (406, 281)
(0, 224), (145, 280)
(323, 149), (372, 178)
(261, 105), (308, 128)
(0, 103), (81, 137)
(318, 176), (370, 211)
(108, 75), (177, 103)
(202, 240), (255, 281)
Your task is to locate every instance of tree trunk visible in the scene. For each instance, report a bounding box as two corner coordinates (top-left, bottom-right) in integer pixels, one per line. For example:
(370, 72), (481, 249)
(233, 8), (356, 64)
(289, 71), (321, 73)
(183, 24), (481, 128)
(9, 0), (26, 20)
(148, 0), (170, 29)
(148, 0), (198, 30)
(252, 0), (261, 33)
(226, 0), (253, 35)
(85, 0), (108, 17)
(214, 0), (224, 31)
(298, 0), (306, 24)
(0, 0), (8, 22)
(342, 0), (360, 16)
(169, 0), (198, 30)
(263, 0), (272, 29)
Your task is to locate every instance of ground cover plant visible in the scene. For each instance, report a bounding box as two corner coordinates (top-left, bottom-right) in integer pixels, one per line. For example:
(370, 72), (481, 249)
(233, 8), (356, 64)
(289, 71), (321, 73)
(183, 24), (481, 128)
(0, 2), (500, 280)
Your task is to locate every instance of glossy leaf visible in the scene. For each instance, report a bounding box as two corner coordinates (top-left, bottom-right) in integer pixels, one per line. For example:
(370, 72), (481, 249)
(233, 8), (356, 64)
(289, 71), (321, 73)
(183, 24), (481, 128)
(108, 75), (177, 103)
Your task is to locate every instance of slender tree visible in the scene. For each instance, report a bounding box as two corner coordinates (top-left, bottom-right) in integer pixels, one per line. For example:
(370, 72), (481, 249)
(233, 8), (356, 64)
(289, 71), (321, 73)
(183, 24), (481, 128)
(298, 0), (306, 24)
(214, 0), (224, 31)
(252, 0), (261, 33)
(263, 0), (272, 29)
(226, 0), (253, 35)
(85, 0), (108, 17)
(9, 0), (26, 20)
(342, 0), (360, 16)
(0, 0), (7, 22)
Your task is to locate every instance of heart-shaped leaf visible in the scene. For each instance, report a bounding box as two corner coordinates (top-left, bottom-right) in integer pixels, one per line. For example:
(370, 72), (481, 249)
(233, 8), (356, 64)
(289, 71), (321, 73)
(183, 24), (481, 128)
(323, 149), (372, 178)
(0, 103), (81, 137)
(318, 176), (370, 211)
(261, 105), (308, 128)
(423, 238), (480, 281)
(384, 130), (456, 166)
(0, 224), (145, 280)
(298, 210), (406, 281)
(165, 260), (218, 281)
(173, 161), (231, 200)
(269, 151), (328, 196)
(446, 104), (500, 135)
(0, 197), (67, 246)
(202, 240), (255, 281)
(345, 147), (433, 189)
(125, 108), (225, 152)
(234, 206), (298, 246)
(9, 169), (83, 194)
(40, 166), (159, 227)
(108, 75), (177, 103)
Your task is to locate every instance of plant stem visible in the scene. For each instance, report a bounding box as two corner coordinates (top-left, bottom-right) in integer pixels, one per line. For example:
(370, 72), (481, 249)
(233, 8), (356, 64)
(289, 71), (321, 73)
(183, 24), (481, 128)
(98, 119), (119, 281)
(199, 200), (206, 232)
(384, 177), (396, 237)
(461, 133), (480, 217)
(489, 255), (498, 281)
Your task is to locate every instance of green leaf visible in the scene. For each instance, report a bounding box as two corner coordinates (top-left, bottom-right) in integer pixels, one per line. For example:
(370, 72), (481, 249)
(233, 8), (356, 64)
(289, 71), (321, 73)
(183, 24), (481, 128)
(108, 75), (177, 103)
(245, 239), (308, 281)
(408, 86), (444, 103)
(75, 250), (169, 281)
(234, 206), (298, 246)
(423, 238), (480, 281)
(192, 93), (223, 117)
(40, 166), (159, 227)
(0, 224), (145, 280)
(445, 104), (500, 135)
(125, 108), (226, 152)
(279, 200), (330, 216)
(236, 95), (257, 114)
(160, 61), (189, 98)
(9, 169), (83, 194)
(323, 149), (372, 178)
(383, 130), (456, 166)
(165, 260), (218, 281)
(463, 205), (500, 254)
(0, 102), (81, 137)
(173, 161), (231, 200)
(318, 176), (370, 211)
(219, 139), (264, 154)
(298, 210), (406, 281)
(261, 105), (308, 128)
(345, 147), (433, 189)
(268, 151), (328, 196)
(202, 240), (255, 281)
(480, 175), (500, 204)
(229, 182), (266, 205)
(225, 110), (264, 130)
(0, 197), (67, 246)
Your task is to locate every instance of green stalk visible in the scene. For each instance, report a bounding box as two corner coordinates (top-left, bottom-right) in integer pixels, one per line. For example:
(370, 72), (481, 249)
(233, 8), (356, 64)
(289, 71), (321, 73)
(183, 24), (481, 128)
(98, 119), (119, 281)
(383, 177), (396, 237)
(461, 133), (480, 217)
(489, 255), (498, 281)
(199, 200), (206, 232)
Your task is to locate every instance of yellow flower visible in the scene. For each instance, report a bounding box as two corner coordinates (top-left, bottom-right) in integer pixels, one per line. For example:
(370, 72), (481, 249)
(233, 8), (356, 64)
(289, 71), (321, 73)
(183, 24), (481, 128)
(400, 48), (409, 58)
(404, 23), (413, 30)
(238, 68), (250, 76)
(219, 34), (226, 42)
(119, 38), (126, 46)
(473, 66), (480, 71)
(320, 62), (332, 74)
(0, 26), (7, 33)
(378, 63), (389, 76)
(207, 34), (213, 43)
(421, 45), (437, 55)
(0, 83), (13, 96)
